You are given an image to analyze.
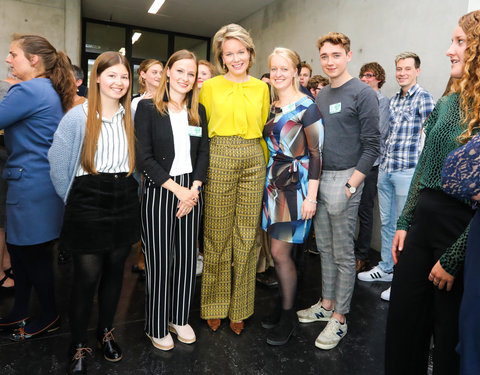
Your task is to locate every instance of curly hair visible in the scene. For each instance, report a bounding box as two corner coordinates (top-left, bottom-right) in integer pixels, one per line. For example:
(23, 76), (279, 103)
(307, 75), (329, 91)
(317, 32), (350, 53)
(359, 62), (386, 88)
(457, 10), (480, 143)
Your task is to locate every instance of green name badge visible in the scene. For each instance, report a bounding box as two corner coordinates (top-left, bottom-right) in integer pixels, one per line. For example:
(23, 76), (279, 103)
(188, 125), (202, 137)
(329, 102), (341, 114)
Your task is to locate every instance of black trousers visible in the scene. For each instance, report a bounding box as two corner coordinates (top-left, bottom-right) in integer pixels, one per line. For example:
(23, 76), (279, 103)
(355, 165), (378, 261)
(3, 242), (57, 324)
(141, 174), (201, 339)
(69, 245), (131, 344)
(385, 189), (474, 375)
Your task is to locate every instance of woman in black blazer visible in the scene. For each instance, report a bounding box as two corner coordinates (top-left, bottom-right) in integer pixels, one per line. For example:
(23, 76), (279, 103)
(135, 50), (209, 351)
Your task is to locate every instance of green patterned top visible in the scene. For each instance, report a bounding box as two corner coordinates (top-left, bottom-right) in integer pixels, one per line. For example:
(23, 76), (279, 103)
(397, 93), (473, 275)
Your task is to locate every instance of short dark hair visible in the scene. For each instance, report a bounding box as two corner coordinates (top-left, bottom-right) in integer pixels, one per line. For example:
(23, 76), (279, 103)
(300, 62), (312, 76)
(261, 72), (270, 80)
(307, 75), (329, 91)
(359, 62), (386, 88)
(72, 65), (84, 81)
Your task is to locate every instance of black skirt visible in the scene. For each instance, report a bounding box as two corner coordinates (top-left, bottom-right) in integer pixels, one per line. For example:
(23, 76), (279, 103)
(60, 173), (140, 253)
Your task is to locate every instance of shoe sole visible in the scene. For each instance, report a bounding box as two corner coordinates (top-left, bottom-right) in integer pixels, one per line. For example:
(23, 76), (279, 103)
(169, 326), (196, 344)
(266, 331), (294, 346)
(147, 334), (174, 351)
(358, 277), (393, 282)
(97, 342), (123, 363)
(297, 316), (331, 323)
(315, 340), (341, 350)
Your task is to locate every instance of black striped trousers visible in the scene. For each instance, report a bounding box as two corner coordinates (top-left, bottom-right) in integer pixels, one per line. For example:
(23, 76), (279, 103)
(141, 173), (201, 339)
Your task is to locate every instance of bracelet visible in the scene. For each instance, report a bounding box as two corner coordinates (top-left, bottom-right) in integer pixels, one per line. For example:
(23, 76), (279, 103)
(305, 197), (317, 204)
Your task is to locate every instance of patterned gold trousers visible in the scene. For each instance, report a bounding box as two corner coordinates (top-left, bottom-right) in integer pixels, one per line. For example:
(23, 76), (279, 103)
(201, 136), (266, 321)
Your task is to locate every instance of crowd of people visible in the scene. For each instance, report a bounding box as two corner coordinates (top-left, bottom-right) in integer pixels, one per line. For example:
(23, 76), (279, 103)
(0, 9), (478, 375)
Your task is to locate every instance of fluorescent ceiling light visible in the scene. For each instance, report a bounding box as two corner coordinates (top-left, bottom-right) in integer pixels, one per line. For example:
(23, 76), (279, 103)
(148, 0), (166, 14)
(132, 32), (142, 44)
(119, 47), (125, 55)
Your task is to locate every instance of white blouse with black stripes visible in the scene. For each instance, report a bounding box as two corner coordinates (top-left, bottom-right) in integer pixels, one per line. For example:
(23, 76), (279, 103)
(76, 103), (130, 176)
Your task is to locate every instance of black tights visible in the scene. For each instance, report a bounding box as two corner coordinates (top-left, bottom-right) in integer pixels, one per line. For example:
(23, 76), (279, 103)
(69, 246), (130, 344)
(271, 238), (296, 310)
(1, 242), (57, 330)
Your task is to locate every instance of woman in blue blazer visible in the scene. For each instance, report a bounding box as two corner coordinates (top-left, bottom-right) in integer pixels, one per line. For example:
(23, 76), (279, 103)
(0, 34), (76, 339)
(135, 49), (209, 351)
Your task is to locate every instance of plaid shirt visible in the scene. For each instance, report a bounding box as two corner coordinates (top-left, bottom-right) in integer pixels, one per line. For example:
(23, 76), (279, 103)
(380, 84), (435, 172)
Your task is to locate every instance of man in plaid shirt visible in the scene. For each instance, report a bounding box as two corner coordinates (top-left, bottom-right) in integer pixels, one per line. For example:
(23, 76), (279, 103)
(358, 52), (434, 302)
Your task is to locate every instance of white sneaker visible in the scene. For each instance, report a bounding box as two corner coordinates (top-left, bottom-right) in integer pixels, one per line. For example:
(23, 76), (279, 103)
(381, 287), (391, 301)
(169, 323), (196, 344)
(147, 332), (174, 351)
(296, 300), (333, 323)
(315, 318), (348, 350)
(358, 265), (393, 282)
(196, 254), (203, 276)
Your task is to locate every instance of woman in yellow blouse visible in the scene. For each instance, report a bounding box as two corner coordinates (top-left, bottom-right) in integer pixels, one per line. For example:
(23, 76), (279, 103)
(199, 23), (270, 335)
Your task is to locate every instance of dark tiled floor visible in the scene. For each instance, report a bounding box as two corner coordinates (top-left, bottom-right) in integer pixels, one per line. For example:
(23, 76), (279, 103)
(0, 247), (388, 375)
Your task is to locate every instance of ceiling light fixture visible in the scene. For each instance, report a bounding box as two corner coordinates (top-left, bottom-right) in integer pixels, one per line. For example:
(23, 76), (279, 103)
(148, 0), (166, 14)
(132, 32), (142, 44)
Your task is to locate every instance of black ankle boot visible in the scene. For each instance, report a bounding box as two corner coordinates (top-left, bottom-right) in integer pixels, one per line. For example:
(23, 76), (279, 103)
(97, 328), (122, 362)
(67, 343), (92, 375)
(266, 308), (298, 346)
(261, 297), (282, 329)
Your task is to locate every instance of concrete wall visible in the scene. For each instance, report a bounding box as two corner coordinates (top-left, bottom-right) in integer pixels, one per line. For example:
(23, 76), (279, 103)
(241, 0), (469, 99)
(0, 0), (81, 79)
(240, 0), (473, 251)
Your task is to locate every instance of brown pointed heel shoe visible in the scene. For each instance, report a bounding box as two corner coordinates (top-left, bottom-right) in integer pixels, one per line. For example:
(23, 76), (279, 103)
(229, 320), (244, 335)
(207, 319), (221, 332)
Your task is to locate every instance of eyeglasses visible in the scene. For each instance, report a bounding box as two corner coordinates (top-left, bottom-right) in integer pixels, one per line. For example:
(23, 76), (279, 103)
(360, 73), (376, 78)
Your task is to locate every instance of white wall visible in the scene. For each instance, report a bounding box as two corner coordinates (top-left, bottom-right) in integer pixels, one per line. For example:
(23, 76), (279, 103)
(240, 0), (473, 251)
(241, 0), (469, 99)
(0, 0), (81, 79)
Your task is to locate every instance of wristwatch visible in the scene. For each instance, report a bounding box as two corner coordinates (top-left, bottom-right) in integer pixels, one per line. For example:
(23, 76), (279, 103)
(345, 182), (356, 194)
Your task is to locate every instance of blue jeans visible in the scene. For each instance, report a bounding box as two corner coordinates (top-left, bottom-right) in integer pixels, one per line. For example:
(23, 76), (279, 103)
(377, 168), (415, 273)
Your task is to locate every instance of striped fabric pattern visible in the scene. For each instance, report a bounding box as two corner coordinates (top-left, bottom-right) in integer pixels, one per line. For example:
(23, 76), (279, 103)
(141, 173), (201, 339)
(77, 104), (130, 176)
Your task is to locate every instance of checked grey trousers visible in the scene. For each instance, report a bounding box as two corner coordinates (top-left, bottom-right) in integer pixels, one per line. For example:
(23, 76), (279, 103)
(313, 167), (363, 315)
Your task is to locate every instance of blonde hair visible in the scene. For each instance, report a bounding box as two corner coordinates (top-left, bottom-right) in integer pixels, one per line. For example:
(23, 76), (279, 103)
(268, 47), (301, 102)
(152, 49), (201, 126)
(212, 24), (256, 74)
(395, 52), (421, 69)
(137, 59), (163, 94)
(456, 10), (480, 143)
(82, 51), (135, 175)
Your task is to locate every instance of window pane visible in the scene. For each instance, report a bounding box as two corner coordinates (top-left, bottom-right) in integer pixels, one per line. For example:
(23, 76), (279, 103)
(132, 30), (169, 62)
(85, 22), (125, 54)
(132, 63), (141, 95)
(174, 36), (207, 60)
(86, 58), (96, 88)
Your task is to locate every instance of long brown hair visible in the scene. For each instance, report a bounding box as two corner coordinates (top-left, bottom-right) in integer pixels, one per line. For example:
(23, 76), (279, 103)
(138, 59), (163, 94)
(457, 10), (480, 143)
(82, 51), (135, 175)
(13, 34), (76, 111)
(152, 49), (200, 126)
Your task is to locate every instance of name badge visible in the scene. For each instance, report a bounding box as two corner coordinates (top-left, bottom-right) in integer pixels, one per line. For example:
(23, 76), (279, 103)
(329, 102), (341, 114)
(188, 125), (202, 137)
